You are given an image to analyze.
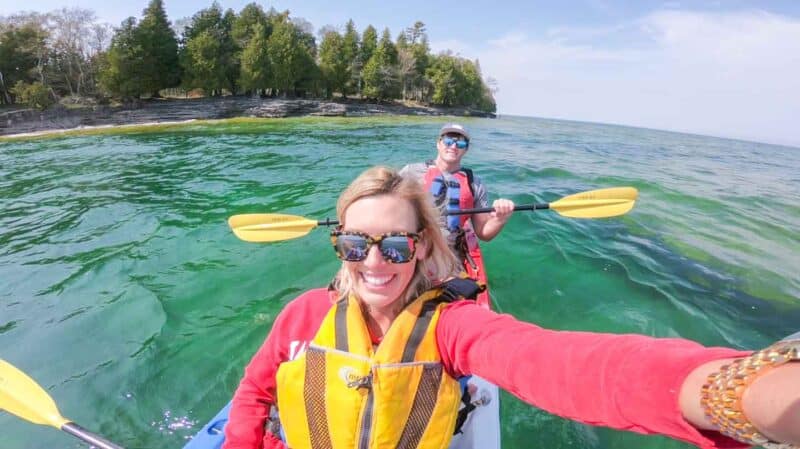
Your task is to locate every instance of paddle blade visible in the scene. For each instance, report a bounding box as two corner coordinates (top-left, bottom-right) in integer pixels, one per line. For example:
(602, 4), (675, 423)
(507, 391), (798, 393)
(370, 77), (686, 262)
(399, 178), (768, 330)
(550, 187), (638, 218)
(0, 359), (69, 429)
(228, 213), (320, 242)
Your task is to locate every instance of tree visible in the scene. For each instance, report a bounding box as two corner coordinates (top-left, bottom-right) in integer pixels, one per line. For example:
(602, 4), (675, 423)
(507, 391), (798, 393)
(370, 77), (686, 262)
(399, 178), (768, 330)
(398, 21), (430, 101)
(426, 54), (460, 106)
(342, 19), (360, 94)
(11, 80), (54, 109)
(184, 28), (228, 95)
(397, 46), (416, 100)
(181, 2), (223, 41)
(136, 0), (180, 97)
(361, 31), (400, 101)
(100, 17), (146, 99)
(292, 41), (321, 98)
(459, 59), (483, 106)
(405, 21), (426, 45)
(0, 23), (47, 104)
(47, 8), (102, 98)
(318, 30), (348, 98)
(232, 2), (269, 49)
(239, 22), (271, 95)
(360, 25), (377, 68)
(378, 28), (397, 65)
(180, 2), (236, 95)
(267, 19), (298, 96)
(265, 16), (319, 97)
(423, 54), (495, 111)
(221, 8), (240, 93)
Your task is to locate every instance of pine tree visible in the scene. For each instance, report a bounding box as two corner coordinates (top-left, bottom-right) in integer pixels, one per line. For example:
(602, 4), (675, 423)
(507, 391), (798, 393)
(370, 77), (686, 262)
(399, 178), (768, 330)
(360, 25), (377, 67)
(267, 19), (297, 96)
(342, 19), (360, 95)
(319, 30), (348, 98)
(137, 0), (179, 97)
(180, 2), (235, 95)
(239, 22), (271, 95)
(100, 17), (146, 99)
(184, 28), (226, 95)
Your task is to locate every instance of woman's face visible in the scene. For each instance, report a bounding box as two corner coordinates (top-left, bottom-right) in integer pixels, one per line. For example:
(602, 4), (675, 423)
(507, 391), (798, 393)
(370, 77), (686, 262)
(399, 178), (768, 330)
(341, 194), (426, 314)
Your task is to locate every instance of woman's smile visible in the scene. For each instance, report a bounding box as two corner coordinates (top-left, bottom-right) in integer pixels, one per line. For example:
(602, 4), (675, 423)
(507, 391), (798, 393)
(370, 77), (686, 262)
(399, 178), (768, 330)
(360, 271), (395, 287)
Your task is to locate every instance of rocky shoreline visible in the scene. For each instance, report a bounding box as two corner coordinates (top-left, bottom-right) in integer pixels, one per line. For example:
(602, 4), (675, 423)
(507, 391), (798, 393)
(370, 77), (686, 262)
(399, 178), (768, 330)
(0, 96), (495, 137)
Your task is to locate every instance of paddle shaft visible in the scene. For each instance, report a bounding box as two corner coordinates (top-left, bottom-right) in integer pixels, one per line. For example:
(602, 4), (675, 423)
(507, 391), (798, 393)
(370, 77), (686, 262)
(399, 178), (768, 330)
(315, 203), (549, 225)
(62, 422), (124, 449)
(447, 203), (549, 216)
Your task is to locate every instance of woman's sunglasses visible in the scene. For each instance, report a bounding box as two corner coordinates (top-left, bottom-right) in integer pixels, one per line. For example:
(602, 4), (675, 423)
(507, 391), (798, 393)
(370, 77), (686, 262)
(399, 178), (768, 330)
(330, 229), (420, 264)
(441, 136), (469, 149)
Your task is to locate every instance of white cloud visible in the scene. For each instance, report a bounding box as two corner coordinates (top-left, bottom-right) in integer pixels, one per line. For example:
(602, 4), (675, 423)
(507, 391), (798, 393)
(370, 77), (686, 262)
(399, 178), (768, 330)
(472, 10), (800, 147)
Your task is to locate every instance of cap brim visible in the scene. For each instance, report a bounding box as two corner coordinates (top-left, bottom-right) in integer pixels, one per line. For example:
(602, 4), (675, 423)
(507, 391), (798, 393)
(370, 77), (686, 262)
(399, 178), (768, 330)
(439, 127), (470, 140)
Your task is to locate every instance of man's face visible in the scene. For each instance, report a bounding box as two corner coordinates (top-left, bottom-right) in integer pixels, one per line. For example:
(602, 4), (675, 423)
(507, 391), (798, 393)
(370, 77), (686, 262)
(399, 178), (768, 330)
(436, 133), (469, 165)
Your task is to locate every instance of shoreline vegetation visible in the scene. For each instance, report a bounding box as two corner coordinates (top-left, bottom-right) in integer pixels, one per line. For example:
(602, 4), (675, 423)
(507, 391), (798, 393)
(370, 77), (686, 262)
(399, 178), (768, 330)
(1, 1), (498, 138)
(0, 96), (495, 140)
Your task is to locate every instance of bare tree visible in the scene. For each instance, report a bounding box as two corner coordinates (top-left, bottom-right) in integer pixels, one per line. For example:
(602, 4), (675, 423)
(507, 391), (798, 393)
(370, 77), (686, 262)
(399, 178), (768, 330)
(397, 47), (416, 101)
(47, 8), (101, 97)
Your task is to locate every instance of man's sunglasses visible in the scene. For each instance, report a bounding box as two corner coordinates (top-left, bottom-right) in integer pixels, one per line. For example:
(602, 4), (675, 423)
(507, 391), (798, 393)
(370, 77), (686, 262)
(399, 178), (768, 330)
(442, 136), (469, 149)
(330, 229), (420, 264)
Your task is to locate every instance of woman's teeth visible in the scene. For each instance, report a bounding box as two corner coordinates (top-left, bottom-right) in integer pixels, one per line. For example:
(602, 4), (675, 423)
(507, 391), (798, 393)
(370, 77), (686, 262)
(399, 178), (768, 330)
(362, 273), (393, 286)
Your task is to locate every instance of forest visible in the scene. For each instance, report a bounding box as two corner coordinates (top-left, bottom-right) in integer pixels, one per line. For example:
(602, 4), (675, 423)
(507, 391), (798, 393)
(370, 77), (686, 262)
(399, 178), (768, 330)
(0, 0), (497, 113)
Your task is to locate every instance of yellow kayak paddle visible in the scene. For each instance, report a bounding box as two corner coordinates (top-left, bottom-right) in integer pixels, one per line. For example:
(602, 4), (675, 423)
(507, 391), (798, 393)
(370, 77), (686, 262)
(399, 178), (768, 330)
(229, 186), (638, 243)
(0, 359), (124, 449)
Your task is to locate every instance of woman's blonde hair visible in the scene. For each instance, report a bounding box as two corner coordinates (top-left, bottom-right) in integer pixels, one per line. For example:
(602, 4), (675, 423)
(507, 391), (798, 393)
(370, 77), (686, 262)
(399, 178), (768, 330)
(333, 166), (460, 305)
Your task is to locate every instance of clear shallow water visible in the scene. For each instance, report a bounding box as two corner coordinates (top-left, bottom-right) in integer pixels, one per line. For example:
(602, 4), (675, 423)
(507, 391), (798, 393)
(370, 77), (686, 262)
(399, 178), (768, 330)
(1, 116), (798, 449)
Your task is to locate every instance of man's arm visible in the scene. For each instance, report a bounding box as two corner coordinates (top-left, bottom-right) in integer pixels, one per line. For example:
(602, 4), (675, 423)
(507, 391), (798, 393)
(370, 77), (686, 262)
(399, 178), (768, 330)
(471, 198), (514, 241)
(469, 178), (514, 241)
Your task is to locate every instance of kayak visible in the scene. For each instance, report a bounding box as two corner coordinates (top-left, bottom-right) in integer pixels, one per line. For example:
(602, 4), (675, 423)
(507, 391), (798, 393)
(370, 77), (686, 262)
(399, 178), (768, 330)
(184, 242), (500, 449)
(183, 375), (500, 449)
(463, 225), (490, 308)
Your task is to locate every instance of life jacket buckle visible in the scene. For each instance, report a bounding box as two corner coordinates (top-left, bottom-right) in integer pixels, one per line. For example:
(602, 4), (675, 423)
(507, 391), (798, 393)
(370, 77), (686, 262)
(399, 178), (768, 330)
(346, 372), (373, 390)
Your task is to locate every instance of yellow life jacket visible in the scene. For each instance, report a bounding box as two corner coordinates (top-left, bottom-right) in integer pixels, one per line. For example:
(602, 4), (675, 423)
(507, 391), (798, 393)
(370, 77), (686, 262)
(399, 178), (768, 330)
(275, 287), (462, 449)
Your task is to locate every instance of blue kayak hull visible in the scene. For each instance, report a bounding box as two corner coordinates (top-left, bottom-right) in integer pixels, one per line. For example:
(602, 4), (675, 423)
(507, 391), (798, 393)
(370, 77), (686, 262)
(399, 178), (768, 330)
(183, 402), (230, 449)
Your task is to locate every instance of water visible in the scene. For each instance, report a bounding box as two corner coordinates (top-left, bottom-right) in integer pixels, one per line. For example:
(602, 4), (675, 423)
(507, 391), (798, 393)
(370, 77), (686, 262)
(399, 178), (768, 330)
(1, 116), (798, 449)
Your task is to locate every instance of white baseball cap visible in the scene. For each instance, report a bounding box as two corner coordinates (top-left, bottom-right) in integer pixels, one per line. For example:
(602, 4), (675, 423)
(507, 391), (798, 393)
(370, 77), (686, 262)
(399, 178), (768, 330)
(439, 123), (470, 141)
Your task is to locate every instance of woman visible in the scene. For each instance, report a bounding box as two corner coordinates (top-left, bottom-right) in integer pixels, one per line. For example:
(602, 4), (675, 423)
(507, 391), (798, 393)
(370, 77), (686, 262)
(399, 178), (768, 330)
(223, 166), (799, 449)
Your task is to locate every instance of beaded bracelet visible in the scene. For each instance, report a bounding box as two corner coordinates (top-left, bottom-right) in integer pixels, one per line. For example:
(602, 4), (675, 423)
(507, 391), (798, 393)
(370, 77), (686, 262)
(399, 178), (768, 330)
(700, 339), (799, 449)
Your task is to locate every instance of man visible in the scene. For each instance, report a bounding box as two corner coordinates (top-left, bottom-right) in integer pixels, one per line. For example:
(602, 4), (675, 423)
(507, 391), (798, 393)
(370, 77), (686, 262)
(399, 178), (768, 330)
(399, 123), (514, 305)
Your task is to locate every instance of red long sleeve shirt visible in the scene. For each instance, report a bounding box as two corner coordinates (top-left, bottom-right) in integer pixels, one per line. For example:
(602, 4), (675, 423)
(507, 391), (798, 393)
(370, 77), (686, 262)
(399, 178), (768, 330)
(223, 289), (749, 449)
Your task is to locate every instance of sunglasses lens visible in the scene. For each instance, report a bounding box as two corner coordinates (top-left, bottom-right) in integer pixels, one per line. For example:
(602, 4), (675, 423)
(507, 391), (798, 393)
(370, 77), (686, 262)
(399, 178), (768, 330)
(334, 234), (368, 261)
(380, 236), (415, 263)
(443, 137), (467, 149)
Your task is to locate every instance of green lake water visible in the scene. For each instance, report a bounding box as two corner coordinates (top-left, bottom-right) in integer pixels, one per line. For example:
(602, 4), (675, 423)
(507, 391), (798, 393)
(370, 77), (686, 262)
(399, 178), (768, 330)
(1, 116), (798, 448)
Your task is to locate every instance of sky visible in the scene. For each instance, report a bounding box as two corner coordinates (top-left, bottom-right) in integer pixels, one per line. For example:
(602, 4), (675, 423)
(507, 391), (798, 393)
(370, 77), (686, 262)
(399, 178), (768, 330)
(3, 0), (800, 147)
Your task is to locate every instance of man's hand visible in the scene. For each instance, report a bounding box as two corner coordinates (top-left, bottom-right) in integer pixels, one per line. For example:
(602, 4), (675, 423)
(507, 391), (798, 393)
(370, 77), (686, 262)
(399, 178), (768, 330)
(491, 198), (515, 222)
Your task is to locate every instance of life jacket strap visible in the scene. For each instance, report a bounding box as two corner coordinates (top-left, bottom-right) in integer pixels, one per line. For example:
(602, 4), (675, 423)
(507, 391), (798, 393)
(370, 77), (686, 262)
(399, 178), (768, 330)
(453, 381), (477, 435)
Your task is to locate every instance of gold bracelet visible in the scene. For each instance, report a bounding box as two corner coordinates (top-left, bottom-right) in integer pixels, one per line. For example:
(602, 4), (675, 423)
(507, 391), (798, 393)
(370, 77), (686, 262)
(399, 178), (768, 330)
(700, 339), (799, 449)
